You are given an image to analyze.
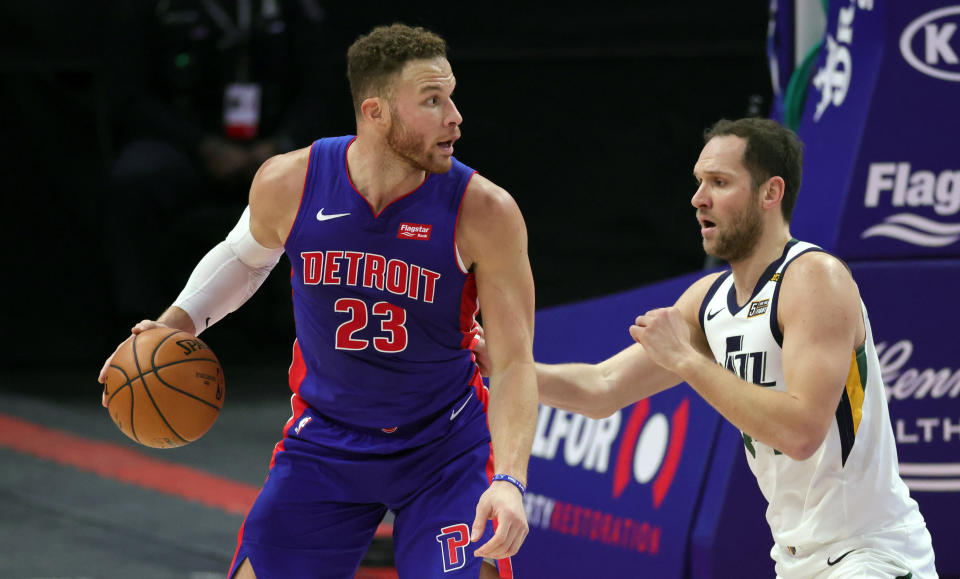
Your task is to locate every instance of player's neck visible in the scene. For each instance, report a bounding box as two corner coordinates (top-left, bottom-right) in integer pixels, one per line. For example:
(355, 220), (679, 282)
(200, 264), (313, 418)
(728, 227), (793, 306)
(348, 136), (427, 213)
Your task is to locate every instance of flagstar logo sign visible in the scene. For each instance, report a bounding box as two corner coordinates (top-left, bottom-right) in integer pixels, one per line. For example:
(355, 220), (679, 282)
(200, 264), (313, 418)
(861, 162), (960, 247)
(398, 223), (432, 241)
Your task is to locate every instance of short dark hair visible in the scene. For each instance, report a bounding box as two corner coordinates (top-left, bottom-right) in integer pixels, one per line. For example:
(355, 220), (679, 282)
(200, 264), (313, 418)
(704, 118), (804, 222)
(346, 24), (447, 117)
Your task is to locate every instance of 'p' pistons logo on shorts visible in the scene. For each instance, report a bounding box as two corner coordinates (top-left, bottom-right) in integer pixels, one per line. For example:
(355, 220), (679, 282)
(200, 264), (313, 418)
(436, 523), (470, 572)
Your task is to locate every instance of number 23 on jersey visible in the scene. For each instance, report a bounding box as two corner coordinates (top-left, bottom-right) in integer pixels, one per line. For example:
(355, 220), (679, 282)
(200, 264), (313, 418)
(334, 298), (408, 353)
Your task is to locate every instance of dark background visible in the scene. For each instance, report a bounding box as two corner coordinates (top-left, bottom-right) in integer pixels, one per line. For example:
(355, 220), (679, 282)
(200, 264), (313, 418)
(0, 1), (771, 382)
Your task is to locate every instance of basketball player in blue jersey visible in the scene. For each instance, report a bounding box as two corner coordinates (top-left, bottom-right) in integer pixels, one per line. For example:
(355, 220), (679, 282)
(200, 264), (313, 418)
(478, 118), (937, 577)
(98, 24), (538, 579)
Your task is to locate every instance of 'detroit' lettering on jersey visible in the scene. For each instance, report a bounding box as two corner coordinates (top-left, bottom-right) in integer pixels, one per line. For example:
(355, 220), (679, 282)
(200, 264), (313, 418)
(284, 136), (480, 430)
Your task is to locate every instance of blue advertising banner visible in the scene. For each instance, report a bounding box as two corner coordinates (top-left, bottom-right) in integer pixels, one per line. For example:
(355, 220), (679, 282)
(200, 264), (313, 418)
(512, 272), (771, 578)
(790, 0), (884, 250)
(837, 2), (960, 258)
(783, 2), (960, 571)
(851, 260), (960, 572)
(792, 0), (960, 258)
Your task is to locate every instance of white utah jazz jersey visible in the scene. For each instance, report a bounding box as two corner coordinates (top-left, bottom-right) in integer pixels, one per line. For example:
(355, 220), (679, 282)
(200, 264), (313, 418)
(699, 239), (924, 551)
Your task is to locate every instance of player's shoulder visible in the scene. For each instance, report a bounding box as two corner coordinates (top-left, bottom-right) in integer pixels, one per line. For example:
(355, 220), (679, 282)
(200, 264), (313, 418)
(780, 248), (860, 310)
(249, 146), (312, 234)
(457, 174), (525, 269)
(250, 147), (310, 205)
(461, 173), (522, 227)
(684, 270), (729, 303)
(256, 146), (311, 190)
(782, 250), (858, 301)
(464, 173), (514, 209)
(692, 269), (728, 291)
(786, 248), (852, 280)
(675, 270), (728, 318)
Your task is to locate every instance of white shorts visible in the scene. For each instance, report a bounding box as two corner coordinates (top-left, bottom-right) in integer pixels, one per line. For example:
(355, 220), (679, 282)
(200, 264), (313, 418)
(773, 524), (936, 579)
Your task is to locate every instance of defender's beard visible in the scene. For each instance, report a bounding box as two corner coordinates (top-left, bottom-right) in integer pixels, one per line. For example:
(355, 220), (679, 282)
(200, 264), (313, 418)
(707, 200), (763, 263)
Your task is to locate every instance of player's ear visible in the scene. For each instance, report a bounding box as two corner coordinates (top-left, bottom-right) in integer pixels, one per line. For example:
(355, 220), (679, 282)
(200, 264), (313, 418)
(360, 97), (387, 125)
(761, 176), (785, 210)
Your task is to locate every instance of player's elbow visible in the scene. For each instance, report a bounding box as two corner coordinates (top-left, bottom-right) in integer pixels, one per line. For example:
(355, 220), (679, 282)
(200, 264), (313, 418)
(536, 361), (626, 419)
(783, 444), (817, 462)
(580, 399), (618, 420)
(571, 379), (622, 420)
(539, 388), (609, 419)
(780, 429), (827, 461)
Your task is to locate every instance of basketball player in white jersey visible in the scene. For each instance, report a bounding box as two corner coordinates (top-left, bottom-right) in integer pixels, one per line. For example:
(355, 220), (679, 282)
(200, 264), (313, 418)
(514, 118), (937, 577)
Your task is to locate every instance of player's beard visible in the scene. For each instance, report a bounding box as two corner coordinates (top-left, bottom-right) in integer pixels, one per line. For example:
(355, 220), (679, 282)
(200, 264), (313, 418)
(706, 198), (763, 263)
(386, 110), (452, 174)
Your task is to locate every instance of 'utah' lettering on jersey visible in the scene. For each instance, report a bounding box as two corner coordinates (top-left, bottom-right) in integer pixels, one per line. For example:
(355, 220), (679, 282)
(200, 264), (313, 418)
(284, 136), (480, 429)
(699, 239), (924, 551)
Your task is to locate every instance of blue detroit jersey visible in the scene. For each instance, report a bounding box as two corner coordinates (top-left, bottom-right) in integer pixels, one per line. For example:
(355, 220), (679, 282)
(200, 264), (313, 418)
(284, 136), (480, 429)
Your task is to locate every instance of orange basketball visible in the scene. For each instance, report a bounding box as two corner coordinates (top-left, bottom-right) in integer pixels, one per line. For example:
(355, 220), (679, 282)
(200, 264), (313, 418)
(103, 327), (225, 448)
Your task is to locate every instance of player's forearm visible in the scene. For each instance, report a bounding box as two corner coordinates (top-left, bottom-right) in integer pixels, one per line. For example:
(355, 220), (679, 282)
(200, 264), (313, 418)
(156, 306), (197, 335)
(169, 208), (283, 335)
(487, 360), (539, 484)
(676, 355), (827, 460)
(536, 362), (614, 419)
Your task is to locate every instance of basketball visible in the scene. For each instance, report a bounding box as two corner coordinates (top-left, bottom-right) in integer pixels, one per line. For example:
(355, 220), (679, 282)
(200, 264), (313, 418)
(103, 327), (225, 448)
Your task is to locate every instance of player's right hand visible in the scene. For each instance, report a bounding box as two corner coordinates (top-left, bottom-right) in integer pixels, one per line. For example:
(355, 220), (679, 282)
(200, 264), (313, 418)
(98, 320), (170, 406)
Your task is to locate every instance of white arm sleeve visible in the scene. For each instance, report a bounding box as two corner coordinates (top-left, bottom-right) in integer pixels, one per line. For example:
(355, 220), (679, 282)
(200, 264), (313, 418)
(172, 206), (284, 334)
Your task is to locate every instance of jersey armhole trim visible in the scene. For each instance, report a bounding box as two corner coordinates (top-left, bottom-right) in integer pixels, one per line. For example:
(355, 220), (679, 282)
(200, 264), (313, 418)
(699, 270), (732, 332)
(770, 246), (827, 346)
(454, 170), (479, 275)
(282, 140), (317, 248)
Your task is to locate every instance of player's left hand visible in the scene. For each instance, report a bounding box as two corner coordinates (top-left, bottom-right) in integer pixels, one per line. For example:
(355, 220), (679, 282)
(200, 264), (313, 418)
(471, 480), (529, 559)
(471, 322), (492, 377)
(629, 307), (696, 373)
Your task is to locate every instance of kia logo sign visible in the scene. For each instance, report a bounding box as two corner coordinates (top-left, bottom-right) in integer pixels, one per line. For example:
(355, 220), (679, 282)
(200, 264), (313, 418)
(900, 6), (960, 81)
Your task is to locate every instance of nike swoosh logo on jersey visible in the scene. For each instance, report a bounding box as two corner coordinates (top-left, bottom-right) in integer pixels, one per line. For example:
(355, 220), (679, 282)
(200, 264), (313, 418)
(707, 308), (724, 321)
(826, 549), (858, 566)
(316, 208), (351, 221)
(450, 394), (472, 421)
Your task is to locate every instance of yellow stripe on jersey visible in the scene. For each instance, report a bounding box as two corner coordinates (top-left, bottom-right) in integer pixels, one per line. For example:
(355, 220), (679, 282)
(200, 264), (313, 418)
(844, 345), (868, 435)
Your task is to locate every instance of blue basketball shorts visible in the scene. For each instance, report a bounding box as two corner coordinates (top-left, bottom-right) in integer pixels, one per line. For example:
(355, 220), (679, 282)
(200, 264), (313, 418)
(227, 387), (513, 578)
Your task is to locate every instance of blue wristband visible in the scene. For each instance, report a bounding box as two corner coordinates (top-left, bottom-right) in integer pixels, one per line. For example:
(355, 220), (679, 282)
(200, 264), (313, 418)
(492, 473), (526, 496)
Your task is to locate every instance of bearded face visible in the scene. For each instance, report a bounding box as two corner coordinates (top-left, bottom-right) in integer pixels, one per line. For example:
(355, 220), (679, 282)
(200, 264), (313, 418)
(386, 103), (454, 174)
(706, 193), (764, 262)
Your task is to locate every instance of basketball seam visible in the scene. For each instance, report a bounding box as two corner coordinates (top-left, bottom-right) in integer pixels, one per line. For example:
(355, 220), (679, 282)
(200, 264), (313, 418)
(108, 357), (221, 390)
(108, 357), (223, 416)
(149, 331), (222, 411)
(106, 365), (132, 405)
(151, 366), (223, 411)
(129, 333), (145, 444)
(140, 330), (191, 444)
